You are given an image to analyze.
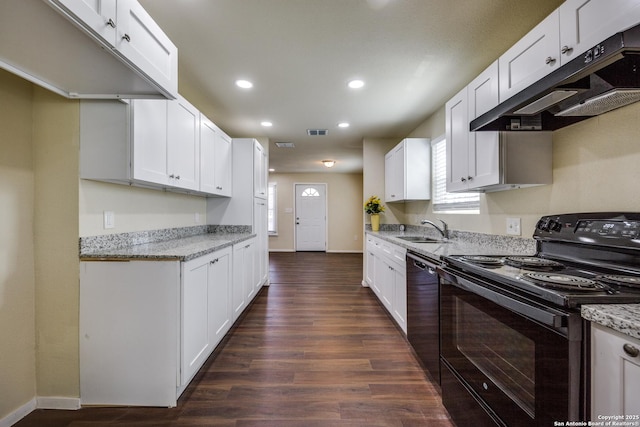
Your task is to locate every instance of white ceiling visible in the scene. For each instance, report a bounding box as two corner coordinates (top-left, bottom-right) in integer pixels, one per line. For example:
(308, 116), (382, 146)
(139, 0), (563, 173)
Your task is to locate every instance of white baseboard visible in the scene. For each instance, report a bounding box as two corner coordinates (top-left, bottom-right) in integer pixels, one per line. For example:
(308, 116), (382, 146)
(268, 249), (295, 253)
(326, 250), (363, 253)
(0, 398), (36, 427)
(36, 396), (81, 410)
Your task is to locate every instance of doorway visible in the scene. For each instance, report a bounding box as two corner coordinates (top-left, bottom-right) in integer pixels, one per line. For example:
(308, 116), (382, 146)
(294, 183), (327, 251)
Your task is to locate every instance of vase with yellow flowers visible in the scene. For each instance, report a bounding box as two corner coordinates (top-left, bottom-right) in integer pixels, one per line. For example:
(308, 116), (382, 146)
(364, 196), (385, 231)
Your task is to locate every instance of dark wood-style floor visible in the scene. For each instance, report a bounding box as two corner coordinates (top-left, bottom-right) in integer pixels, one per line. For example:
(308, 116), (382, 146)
(16, 252), (454, 427)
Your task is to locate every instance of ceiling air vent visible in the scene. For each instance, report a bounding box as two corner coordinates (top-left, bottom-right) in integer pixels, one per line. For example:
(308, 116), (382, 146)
(275, 142), (295, 148)
(307, 129), (328, 136)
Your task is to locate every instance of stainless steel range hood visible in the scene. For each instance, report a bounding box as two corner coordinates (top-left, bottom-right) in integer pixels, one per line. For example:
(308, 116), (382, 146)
(470, 23), (640, 132)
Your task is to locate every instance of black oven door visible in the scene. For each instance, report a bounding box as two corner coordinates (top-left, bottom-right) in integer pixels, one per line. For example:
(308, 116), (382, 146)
(438, 267), (583, 427)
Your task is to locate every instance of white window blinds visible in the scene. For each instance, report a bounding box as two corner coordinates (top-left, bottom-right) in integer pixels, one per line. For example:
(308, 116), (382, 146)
(431, 136), (479, 213)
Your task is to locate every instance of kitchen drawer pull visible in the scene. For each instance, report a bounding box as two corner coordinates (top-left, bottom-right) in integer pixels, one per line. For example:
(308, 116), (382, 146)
(561, 45), (573, 55)
(623, 343), (639, 358)
(122, 33), (131, 43)
(106, 18), (116, 28)
(545, 56), (556, 65)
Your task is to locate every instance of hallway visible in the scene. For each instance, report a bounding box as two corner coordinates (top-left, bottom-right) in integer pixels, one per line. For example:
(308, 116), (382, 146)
(16, 252), (453, 426)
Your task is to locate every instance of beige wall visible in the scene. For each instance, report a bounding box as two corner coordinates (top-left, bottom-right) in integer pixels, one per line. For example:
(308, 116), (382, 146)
(268, 173), (364, 252)
(364, 102), (640, 237)
(0, 71), (37, 418)
(32, 87), (80, 400)
(79, 180), (207, 236)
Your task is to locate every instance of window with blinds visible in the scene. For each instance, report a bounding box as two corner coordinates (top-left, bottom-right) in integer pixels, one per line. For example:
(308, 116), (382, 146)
(431, 135), (479, 213)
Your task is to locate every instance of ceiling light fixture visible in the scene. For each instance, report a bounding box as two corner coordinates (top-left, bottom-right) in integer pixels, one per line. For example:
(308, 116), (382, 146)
(348, 79), (365, 89)
(261, 121), (273, 127)
(235, 79), (253, 89)
(338, 122), (350, 128)
(322, 160), (336, 168)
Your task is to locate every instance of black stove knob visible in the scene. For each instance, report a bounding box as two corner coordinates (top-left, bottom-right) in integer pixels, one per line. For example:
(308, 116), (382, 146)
(549, 219), (563, 232)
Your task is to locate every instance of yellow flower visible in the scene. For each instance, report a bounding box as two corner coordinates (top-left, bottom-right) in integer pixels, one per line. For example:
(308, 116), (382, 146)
(364, 195), (385, 214)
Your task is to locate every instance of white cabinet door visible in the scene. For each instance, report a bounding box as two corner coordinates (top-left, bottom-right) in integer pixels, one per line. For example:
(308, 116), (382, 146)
(199, 115), (231, 196)
(254, 198), (268, 287)
(468, 61), (500, 189)
(115, 0), (178, 98)
(559, 0), (640, 65)
(384, 145), (404, 203)
(591, 323), (640, 417)
(131, 99), (169, 186)
(499, 10), (560, 102)
(446, 86), (470, 192)
(391, 260), (407, 334)
(182, 256), (212, 386)
(232, 238), (257, 321)
(167, 96), (200, 191)
(214, 130), (232, 197)
(253, 142), (267, 199)
(208, 247), (233, 348)
(49, 0), (118, 46)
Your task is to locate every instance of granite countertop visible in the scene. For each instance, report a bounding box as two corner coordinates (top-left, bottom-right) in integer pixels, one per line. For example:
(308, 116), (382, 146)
(366, 229), (536, 262)
(80, 225), (254, 262)
(581, 304), (640, 340)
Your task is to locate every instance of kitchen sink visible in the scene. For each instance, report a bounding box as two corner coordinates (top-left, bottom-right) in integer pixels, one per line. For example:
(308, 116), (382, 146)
(397, 236), (447, 243)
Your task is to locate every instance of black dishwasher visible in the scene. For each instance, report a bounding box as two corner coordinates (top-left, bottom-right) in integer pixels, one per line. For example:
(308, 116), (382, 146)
(406, 251), (440, 385)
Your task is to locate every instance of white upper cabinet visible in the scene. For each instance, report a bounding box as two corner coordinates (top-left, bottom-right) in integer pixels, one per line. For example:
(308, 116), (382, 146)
(131, 99), (170, 186)
(0, 0), (176, 99)
(114, 0), (178, 97)
(253, 142), (268, 199)
(167, 96), (200, 191)
(559, 0), (640, 65)
(81, 96), (226, 196)
(446, 87), (471, 193)
(499, 11), (560, 102)
(446, 61), (552, 193)
(467, 62), (501, 190)
(51, 0), (118, 47)
(384, 138), (431, 202)
(200, 116), (232, 197)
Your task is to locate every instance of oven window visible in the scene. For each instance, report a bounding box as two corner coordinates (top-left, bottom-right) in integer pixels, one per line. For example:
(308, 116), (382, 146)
(455, 298), (535, 418)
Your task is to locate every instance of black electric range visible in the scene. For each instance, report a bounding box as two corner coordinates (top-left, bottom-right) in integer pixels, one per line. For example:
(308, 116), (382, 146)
(444, 212), (640, 309)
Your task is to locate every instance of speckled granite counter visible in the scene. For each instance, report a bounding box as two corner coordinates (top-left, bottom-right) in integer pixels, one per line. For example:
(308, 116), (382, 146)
(581, 304), (640, 340)
(80, 225), (254, 262)
(366, 227), (536, 262)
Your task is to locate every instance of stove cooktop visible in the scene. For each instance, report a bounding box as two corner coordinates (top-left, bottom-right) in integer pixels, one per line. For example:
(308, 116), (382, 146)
(446, 254), (640, 308)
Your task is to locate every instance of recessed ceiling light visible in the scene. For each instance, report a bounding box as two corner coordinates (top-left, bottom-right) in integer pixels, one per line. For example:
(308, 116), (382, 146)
(261, 121), (273, 127)
(268, 168), (275, 172)
(338, 122), (350, 128)
(322, 160), (336, 168)
(348, 79), (365, 89)
(235, 79), (253, 89)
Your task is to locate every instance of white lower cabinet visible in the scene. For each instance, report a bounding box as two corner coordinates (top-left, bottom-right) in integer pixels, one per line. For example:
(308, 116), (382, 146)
(591, 323), (640, 418)
(365, 235), (407, 333)
(232, 238), (258, 322)
(181, 246), (232, 386)
(80, 244), (242, 407)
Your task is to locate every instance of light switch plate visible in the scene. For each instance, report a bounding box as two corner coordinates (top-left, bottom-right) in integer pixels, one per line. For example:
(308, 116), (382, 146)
(506, 217), (521, 236)
(104, 211), (115, 229)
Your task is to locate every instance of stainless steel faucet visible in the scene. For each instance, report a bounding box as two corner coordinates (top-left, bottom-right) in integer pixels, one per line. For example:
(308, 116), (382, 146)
(420, 219), (449, 240)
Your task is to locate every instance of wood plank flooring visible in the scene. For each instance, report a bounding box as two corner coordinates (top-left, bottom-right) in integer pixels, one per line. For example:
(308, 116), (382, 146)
(16, 252), (454, 427)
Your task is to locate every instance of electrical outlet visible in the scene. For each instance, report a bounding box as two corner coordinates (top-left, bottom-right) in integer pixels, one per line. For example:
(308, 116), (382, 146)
(103, 211), (115, 229)
(507, 217), (521, 236)
(195, 212), (201, 223)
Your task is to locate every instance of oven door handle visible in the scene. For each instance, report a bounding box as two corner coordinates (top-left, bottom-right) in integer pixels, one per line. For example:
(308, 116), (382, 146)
(438, 267), (566, 329)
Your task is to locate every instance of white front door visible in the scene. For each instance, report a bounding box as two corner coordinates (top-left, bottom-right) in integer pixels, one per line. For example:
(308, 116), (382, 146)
(295, 184), (327, 251)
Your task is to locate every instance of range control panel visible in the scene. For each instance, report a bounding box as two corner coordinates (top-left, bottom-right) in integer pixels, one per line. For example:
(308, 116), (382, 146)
(534, 213), (640, 246)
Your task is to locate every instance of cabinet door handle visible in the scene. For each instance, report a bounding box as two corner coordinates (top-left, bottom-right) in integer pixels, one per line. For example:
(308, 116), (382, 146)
(623, 343), (639, 358)
(122, 33), (131, 43)
(561, 45), (573, 55)
(460, 177), (466, 182)
(467, 176), (473, 181)
(210, 258), (219, 265)
(176, 175), (180, 180)
(545, 56), (556, 65)
(169, 174), (175, 178)
(106, 18), (116, 28)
